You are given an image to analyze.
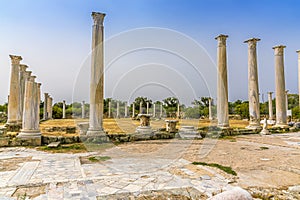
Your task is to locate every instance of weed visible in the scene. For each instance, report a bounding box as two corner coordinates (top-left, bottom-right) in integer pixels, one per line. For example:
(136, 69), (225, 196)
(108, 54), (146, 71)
(192, 162), (237, 176)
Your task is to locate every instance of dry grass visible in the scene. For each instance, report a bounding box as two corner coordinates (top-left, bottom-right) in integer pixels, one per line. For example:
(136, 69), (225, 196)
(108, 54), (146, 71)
(39, 118), (250, 135)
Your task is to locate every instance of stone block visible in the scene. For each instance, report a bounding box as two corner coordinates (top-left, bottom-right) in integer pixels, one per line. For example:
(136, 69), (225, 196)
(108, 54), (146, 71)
(209, 187), (253, 200)
(47, 141), (60, 148)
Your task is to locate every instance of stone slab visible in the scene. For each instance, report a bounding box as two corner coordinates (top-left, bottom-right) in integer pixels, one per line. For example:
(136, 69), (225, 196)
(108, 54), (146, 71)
(8, 161), (40, 186)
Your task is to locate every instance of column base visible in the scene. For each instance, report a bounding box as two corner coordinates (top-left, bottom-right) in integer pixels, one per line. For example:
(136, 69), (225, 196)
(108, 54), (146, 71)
(273, 123), (289, 129)
(246, 124), (262, 130)
(217, 123), (230, 129)
(17, 130), (41, 146)
(135, 126), (153, 134)
(86, 128), (106, 136)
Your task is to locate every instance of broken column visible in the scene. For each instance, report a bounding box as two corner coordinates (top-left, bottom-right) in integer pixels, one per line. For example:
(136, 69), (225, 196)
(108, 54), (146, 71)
(215, 34), (229, 128)
(244, 38), (261, 130)
(82, 101), (85, 118)
(62, 100), (66, 119)
(268, 92), (274, 120)
(6, 55), (22, 129)
(136, 114), (153, 134)
(273, 45), (288, 128)
(17, 76), (41, 145)
(87, 12), (106, 136)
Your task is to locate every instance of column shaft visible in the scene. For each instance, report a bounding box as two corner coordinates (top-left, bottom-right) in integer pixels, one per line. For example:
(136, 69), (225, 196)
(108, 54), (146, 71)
(215, 34), (229, 128)
(268, 92), (274, 120)
(62, 100), (66, 119)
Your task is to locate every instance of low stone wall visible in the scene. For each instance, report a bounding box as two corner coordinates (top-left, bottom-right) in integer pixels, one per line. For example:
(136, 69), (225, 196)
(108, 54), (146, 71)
(44, 126), (76, 133)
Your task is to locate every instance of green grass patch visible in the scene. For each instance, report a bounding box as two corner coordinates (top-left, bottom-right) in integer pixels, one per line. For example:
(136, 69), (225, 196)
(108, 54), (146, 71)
(259, 146), (269, 150)
(192, 161), (237, 176)
(88, 156), (111, 162)
(37, 143), (87, 153)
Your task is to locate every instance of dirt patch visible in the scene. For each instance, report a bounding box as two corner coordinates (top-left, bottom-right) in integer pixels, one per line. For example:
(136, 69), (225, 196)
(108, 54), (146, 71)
(12, 184), (47, 199)
(0, 157), (33, 171)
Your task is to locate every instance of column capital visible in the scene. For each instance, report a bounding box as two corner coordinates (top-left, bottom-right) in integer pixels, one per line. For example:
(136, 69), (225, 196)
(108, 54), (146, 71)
(63, 100), (66, 103)
(267, 92), (273, 95)
(215, 34), (228, 46)
(37, 83), (42, 87)
(92, 12), (106, 26)
(29, 76), (36, 82)
(19, 64), (28, 72)
(244, 38), (260, 48)
(24, 71), (32, 77)
(296, 50), (300, 54)
(272, 45), (286, 56)
(9, 55), (22, 65)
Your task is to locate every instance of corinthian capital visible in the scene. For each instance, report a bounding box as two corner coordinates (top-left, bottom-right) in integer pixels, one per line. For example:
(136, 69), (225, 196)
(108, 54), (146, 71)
(9, 55), (22, 65)
(92, 12), (106, 26)
(272, 45), (286, 56)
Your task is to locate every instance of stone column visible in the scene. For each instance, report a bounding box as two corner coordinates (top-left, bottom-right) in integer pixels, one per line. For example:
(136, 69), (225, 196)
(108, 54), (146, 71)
(43, 93), (49, 120)
(108, 101), (111, 118)
(208, 97), (213, 120)
(82, 101), (85, 118)
(139, 102), (143, 114)
(132, 102), (135, 118)
(146, 102), (149, 114)
(285, 90), (289, 112)
(177, 103), (180, 119)
(18, 76), (41, 145)
(36, 83), (41, 128)
(6, 55), (22, 126)
(160, 104), (163, 118)
(18, 64), (28, 122)
(297, 50), (300, 109)
(62, 100), (66, 119)
(124, 102), (128, 118)
(47, 96), (53, 119)
(268, 92), (274, 120)
(245, 38), (261, 130)
(215, 34), (229, 128)
(273, 45), (288, 128)
(116, 102), (120, 118)
(153, 103), (156, 118)
(87, 12), (106, 136)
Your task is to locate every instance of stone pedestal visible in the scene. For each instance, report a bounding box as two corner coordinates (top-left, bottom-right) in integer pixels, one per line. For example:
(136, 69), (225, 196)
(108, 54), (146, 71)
(6, 55), (22, 127)
(17, 76), (41, 146)
(136, 114), (153, 134)
(273, 45), (288, 128)
(87, 12), (106, 136)
(165, 120), (178, 133)
(62, 100), (66, 119)
(245, 38), (261, 130)
(215, 34), (229, 128)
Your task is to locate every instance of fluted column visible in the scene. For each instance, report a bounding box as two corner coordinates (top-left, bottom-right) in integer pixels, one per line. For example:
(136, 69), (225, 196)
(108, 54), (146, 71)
(132, 102), (135, 118)
(35, 83), (41, 129)
(273, 45), (288, 128)
(18, 64), (28, 123)
(297, 50), (300, 109)
(7, 55), (22, 125)
(245, 38), (261, 130)
(82, 101), (85, 118)
(43, 93), (49, 120)
(208, 97), (213, 120)
(116, 102), (120, 118)
(18, 76), (41, 145)
(87, 12), (106, 136)
(62, 100), (66, 119)
(215, 34), (229, 128)
(268, 92), (274, 120)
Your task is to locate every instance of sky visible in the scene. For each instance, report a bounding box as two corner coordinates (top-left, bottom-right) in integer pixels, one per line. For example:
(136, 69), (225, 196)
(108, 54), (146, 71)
(1, 0), (300, 106)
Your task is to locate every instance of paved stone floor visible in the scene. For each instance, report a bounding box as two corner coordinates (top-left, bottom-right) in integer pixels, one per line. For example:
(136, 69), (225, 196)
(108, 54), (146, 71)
(0, 133), (299, 199)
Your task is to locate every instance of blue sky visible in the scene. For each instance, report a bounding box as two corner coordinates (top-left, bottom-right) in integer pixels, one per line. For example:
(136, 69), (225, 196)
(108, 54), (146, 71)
(0, 0), (300, 105)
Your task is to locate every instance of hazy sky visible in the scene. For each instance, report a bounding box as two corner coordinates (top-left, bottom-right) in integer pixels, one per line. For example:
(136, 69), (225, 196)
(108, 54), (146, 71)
(1, 0), (300, 105)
